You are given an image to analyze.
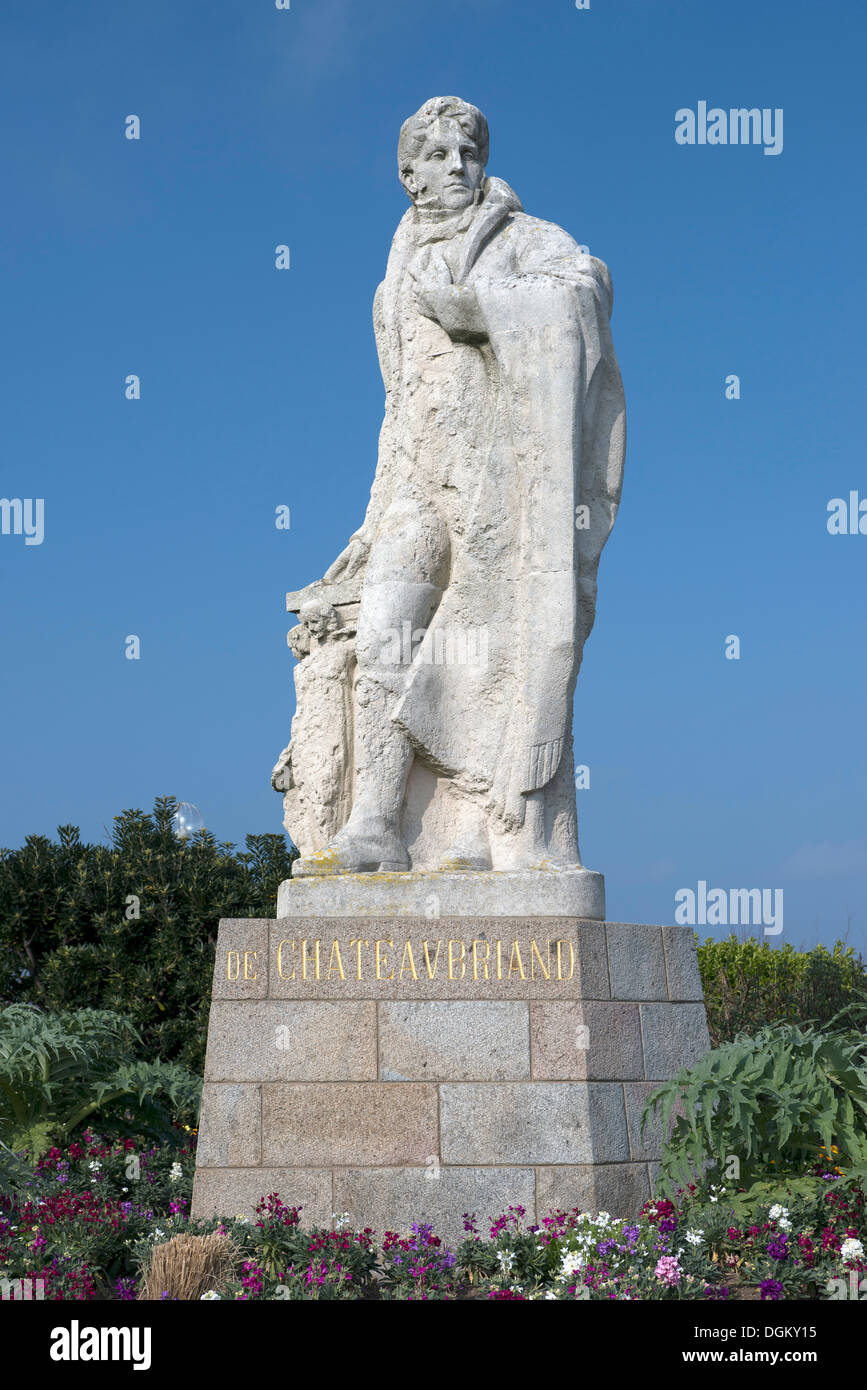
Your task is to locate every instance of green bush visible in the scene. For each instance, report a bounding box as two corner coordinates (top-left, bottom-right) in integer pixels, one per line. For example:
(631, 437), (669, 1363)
(0, 797), (295, 1072)
(0, 1003), (201, 1158)
(643, 1002), (867, 1211)
(698, 935), (866, 1046)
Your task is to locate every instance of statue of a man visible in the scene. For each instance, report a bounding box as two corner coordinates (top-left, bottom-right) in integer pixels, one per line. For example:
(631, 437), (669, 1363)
(284, 96), (625, 876)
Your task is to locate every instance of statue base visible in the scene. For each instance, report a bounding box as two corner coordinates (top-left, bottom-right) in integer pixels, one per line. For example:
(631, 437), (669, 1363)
(192, 875), (710, 1239)
(276, 865), (605, 920)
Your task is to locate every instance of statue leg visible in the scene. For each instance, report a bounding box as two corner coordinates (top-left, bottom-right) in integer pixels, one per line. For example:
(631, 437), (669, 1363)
(294, 497), (449, 875)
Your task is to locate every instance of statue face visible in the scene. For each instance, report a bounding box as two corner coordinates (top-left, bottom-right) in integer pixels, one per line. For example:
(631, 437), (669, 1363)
(405, 120), (484, 210)
(300, 600), (338, 639)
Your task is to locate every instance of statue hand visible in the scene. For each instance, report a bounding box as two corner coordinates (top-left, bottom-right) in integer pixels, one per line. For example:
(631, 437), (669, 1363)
(323, 535), (369, 584)
(406, 252), (453, 321)
(408, 255), (486, 342)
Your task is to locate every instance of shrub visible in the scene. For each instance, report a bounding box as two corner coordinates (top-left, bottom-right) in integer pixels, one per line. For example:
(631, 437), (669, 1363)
(0, 797), (295, 1071)
(698, 935), (866, 1046)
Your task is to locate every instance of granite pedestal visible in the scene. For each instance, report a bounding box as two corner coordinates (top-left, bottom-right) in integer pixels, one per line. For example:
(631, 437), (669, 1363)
(192, 872), (709, 1240)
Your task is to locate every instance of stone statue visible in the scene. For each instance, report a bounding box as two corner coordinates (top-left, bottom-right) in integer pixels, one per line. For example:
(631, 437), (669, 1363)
(273, 96), (625, 876)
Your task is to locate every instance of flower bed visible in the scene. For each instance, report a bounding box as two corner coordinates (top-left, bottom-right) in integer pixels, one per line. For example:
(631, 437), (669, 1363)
(0, 1132), (864, 1300)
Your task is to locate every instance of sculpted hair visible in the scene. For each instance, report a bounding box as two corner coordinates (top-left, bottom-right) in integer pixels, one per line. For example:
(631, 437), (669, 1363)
(397, 96), (490, 180)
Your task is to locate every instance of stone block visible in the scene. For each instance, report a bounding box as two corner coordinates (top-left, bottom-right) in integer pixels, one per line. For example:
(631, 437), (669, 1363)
(261, 1083), (438, 1166)
(624, 1081), (667, 1162)
(203, 1001), (376, 1082)
(606, 923), (667, 1000)
(333, 1167), (536, 1243)
(535, 1162), (651, 1220)
(662, 926), (705, 1001)
(190, 1166), (332, 1224)
(379, 1001), (529, 1080)
(196, 1084), (261, 1168)
(212, 920), (270, 999)
(277, 868), (604, 920)
(440, 1082), (629, 1165)
(640, 1003), (710, 1080)
(530, 1001), (643, 1080)
(267, 919), (609, 1000)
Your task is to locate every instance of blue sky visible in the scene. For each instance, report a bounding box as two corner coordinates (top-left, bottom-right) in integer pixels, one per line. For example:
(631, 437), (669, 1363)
(2, 0), (865, 951)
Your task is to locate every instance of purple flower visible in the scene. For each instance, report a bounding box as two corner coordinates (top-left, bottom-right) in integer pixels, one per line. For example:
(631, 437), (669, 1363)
(767, 1235), (789, 1263)
(760, 1279), (784, 1301)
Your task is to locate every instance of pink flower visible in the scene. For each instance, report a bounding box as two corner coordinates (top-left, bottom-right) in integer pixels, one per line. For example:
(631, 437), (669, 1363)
(654, 1255), (682, 1288)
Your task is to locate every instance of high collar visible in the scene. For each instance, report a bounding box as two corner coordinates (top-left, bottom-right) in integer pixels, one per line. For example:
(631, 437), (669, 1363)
(411, 193), (482, 245)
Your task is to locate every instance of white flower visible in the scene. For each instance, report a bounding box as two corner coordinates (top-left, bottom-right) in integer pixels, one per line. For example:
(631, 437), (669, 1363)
(594, 1211), (612, 1226)
(200, 1290), (221, 1300)
(88, 1160), (102, 1173)
(778, 1217), (792, 1232)
(496, 1250), (516, 1271)
(841, 1238), (864, 1262)
(685, 1229), (704, 1246)
(153, 1227), (165, 1239)
(559, 1250), (585, 1280)
(169, 1162), (183, 1182)
(544, 1290), (558, 1300)
(769, 1204), (789, 1222)
(332, 1211), (351, 1230)
(646, 1207), (658, 1217)
(121, 1187), (129, 1193)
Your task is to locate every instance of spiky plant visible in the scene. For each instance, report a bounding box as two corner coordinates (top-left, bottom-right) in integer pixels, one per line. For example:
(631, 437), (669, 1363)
(643, 997), (867, 1208)
(0, 1002), (201, 1157)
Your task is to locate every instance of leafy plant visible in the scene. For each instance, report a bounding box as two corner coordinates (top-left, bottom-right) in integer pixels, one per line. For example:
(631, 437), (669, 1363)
(0, 1003), (201, 1156)
(698, 935), (865, 1046)
(643, 1000), (867, 1200)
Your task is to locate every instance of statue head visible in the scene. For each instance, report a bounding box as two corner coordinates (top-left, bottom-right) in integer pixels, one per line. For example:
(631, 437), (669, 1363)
(300, 598), (339, 640)
(398, 96), (488, 211)
(287, 624), (311, 660)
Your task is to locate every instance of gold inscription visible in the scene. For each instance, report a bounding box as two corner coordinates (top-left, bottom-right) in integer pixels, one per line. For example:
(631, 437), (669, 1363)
(472, 939), (490, 980)
(326, 940), (346, 980)
(277, 939), (296, 980)
(447, 940), (466, 980)
(260, 937), (578, 985)
(375, 939), (394, 981)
